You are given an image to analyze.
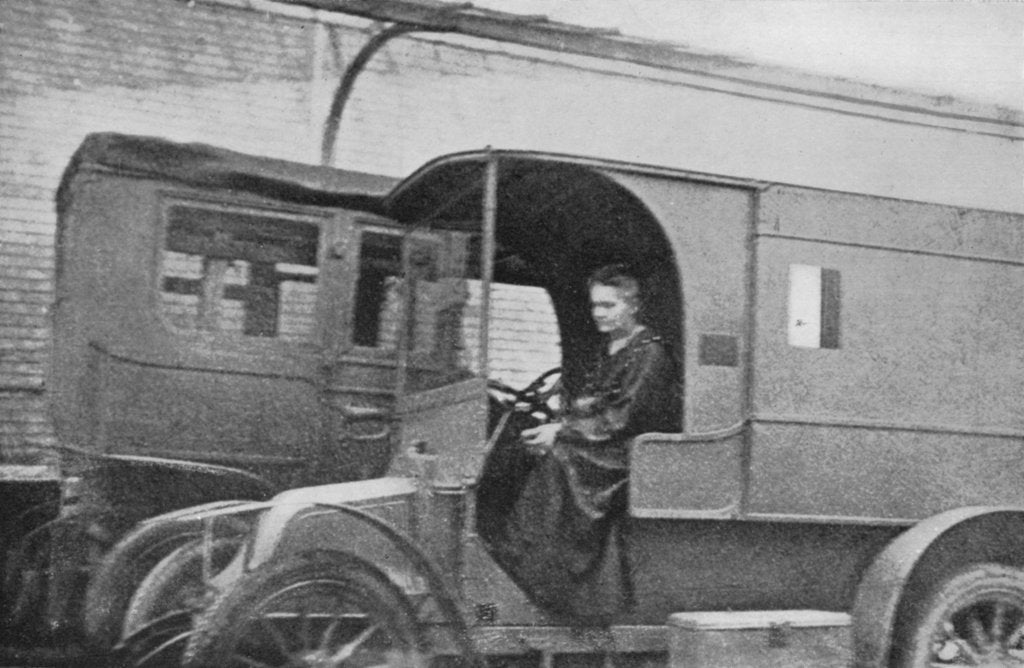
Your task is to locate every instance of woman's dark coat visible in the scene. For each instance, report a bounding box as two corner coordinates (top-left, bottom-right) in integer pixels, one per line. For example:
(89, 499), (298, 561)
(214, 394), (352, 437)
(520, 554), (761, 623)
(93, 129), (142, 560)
(480, 329), (680, 622)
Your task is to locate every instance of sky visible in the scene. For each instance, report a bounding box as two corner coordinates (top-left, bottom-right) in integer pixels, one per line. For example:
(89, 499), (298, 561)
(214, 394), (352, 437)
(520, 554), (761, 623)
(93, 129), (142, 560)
(473, 0), (1024, 110)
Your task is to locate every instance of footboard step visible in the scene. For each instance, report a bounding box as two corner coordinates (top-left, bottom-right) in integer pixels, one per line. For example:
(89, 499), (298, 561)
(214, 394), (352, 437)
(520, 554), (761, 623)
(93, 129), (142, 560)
(667, 609), (851, 668)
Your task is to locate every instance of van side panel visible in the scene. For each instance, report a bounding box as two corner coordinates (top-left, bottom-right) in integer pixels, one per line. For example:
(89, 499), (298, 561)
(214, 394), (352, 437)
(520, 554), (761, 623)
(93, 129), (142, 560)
(749, 186), (1024, 522)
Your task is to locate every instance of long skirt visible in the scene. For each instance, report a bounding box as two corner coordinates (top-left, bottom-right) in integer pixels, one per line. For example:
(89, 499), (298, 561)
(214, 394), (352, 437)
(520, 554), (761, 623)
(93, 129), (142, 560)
(479, 434), (634, 623)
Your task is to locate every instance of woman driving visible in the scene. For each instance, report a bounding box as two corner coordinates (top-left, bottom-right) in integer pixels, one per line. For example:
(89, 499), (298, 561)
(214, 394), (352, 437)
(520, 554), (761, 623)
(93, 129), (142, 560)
(485, 263), (680, 623)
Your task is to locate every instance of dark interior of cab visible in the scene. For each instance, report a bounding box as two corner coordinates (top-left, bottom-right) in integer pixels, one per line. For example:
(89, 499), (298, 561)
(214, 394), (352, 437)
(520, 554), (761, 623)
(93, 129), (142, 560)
(387, 155), (683, 395)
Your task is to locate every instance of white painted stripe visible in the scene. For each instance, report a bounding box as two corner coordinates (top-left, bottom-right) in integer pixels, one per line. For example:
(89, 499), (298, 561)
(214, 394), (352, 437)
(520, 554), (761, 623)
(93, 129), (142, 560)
(788, 264), (822, 348)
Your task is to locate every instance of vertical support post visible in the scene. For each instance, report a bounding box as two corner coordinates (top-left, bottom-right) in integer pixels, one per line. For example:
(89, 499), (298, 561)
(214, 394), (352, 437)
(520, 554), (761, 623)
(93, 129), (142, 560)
(480, 150), (498, 380)
(202, 516), (215, 584)
(395, 245), (411, 402)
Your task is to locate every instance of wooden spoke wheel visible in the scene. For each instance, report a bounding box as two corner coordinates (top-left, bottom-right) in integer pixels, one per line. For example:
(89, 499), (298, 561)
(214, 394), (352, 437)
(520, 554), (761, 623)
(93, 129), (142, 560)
(896, 563), (1024, 667)
(185, 552), (426, 668)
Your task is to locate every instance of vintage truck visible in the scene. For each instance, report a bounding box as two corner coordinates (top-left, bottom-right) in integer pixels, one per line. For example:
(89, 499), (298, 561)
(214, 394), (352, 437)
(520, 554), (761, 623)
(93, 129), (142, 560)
(31, 132), (1024, 667)
(1, 133), (405, 659)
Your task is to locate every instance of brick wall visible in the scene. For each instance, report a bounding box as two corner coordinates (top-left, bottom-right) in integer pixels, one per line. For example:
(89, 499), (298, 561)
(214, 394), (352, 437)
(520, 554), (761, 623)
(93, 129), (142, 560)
(0, 0), (323, 461)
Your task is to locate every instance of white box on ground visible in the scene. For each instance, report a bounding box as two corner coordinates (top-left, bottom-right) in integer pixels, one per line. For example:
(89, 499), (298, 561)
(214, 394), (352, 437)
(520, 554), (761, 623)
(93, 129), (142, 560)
(668, 609), (851, 668)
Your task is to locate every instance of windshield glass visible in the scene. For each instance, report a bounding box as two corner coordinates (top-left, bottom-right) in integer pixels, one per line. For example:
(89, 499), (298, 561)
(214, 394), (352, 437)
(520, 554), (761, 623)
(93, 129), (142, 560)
(397, 233), (562, 395)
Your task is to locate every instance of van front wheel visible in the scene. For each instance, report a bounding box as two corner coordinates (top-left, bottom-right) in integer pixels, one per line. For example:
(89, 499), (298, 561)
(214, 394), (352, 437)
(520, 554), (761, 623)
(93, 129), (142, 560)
(896, 563), (1024, 667)
(184, 551), (426, 668)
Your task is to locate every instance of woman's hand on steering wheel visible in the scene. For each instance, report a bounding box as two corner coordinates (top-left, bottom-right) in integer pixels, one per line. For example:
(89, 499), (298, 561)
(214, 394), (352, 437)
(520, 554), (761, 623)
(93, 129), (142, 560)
(520, 422), (561, 455)
(487, 367), (561, 419)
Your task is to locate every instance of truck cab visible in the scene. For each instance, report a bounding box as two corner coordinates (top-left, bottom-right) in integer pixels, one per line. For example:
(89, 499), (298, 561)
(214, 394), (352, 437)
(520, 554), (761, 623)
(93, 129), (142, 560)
(51, 134), (409, 490)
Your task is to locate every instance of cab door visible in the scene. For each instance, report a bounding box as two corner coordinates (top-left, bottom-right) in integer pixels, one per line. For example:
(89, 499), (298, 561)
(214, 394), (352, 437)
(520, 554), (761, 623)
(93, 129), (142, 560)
(316, 211), (406, 482)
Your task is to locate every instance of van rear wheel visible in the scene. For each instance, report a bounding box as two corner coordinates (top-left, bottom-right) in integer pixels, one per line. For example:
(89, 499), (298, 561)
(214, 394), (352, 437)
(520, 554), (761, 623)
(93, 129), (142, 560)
(184, 551), (426, 668)
(896, 563), (1024, 667)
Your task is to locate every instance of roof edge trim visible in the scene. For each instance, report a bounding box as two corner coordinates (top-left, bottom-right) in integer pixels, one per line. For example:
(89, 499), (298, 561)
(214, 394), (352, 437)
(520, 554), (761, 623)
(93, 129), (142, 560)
(210, 0), (1023, 134)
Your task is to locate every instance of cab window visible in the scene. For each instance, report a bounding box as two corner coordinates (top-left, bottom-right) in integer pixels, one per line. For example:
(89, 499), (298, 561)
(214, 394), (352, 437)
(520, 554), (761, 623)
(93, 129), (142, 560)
(159, 202), (320, 343)
(351, 230), (403, 349)
(478, 282), (561, 387)
(346, 225), (561, 386)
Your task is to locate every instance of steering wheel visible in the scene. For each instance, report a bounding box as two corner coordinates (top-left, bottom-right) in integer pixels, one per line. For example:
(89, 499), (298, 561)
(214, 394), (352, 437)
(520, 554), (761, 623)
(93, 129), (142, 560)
(487, 367), (562, 420)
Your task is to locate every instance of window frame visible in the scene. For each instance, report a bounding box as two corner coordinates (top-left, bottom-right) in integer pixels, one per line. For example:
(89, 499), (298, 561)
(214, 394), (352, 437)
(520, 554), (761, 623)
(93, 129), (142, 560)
(155, 191), (333, 354)
(333, 217), (409, 360)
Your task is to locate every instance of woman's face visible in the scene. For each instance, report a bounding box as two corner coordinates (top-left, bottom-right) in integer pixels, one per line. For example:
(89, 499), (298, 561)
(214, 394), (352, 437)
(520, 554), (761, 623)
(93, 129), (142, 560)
(590, 284), (639, 338)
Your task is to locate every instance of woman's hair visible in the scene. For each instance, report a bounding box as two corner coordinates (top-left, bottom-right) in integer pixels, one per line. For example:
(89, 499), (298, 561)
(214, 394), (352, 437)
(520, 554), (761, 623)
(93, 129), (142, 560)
(587, 263), (642, 308)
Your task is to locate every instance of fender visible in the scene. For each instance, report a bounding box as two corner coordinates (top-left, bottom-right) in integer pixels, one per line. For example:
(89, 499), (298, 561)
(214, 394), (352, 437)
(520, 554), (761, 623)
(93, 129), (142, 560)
(197, 477), (422, 609)
(83, 506), (256, 648)
(199, 476), (479, 664)
(135, 499), (271, 526)
(851, 505), (1024, 668)
(77, 451), (276, 514)
(246, 477), (419, 568)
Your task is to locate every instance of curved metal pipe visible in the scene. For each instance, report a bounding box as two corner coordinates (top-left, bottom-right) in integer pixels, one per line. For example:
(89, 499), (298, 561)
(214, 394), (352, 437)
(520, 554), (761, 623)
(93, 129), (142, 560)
(320, 23), (419, 166)
(320, 2), (476, 165)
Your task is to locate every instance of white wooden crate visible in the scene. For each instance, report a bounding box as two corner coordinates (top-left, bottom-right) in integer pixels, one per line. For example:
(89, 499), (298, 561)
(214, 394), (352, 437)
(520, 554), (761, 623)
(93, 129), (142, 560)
(668, 609), (851, 668)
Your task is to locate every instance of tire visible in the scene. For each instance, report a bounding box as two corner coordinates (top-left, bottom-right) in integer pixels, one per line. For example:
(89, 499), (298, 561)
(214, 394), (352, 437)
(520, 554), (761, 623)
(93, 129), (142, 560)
(184, 551), (427, 668)
(84, 517), (244, 650)
(894, 562), (1024, 667)
(84, 521), (199, 650)
(118, 536), (242, 667)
